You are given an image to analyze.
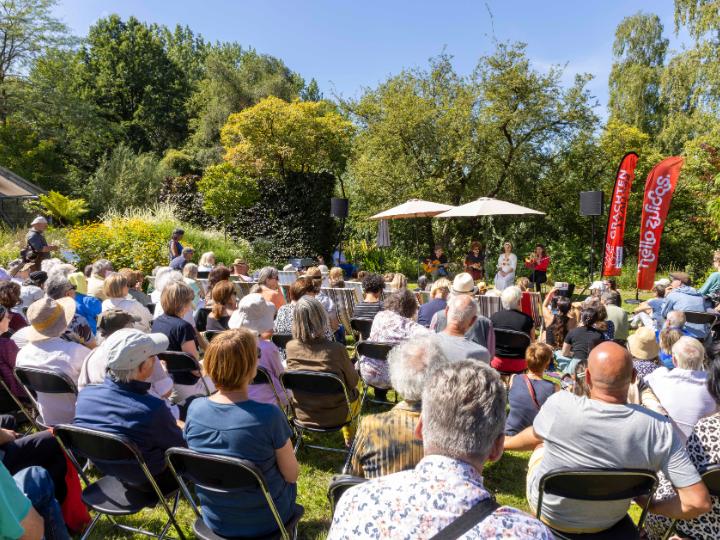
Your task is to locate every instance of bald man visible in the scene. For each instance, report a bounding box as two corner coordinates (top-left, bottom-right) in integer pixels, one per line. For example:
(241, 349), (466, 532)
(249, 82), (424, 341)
(505, 342), (710, 535)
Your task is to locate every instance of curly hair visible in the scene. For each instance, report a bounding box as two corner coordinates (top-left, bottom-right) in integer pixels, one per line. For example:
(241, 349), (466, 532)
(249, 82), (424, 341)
(0, 282), (21, 309)
(385, 289), (418, 319)
(362, 273), (385, 295)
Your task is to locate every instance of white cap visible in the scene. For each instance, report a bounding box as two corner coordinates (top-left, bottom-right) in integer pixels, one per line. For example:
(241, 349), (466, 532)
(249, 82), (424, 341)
(31, 216), (48, 226)
(589, 280), (605, 291)
(105, 328), (169, 371)
(653, 278), (671, 288)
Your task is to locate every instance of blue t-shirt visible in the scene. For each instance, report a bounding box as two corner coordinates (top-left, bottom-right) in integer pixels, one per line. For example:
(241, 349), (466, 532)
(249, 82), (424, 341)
(184, 398), (296, 537)
(505, 375), (556, 435)
(417, 298), (446, 328)
(75, 292), (102, 335)
(647, 297), (667, 324)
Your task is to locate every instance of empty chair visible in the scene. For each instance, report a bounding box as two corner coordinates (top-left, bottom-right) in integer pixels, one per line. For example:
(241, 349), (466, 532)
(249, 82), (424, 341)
(14, 365), (78, 429)
(54, 424), (185, 540)
(166, 448), (304, 540)
(355, 341), (395, 406)
(350, 318), (373, 341)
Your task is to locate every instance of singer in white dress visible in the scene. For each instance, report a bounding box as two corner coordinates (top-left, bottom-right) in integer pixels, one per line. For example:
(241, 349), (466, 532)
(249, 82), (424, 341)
(494, 242), (517, 291)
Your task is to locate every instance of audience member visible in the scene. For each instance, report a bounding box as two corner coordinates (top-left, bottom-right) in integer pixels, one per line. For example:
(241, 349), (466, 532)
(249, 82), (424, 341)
(16, 297), (90, 425)
(285, 297), (359, 445)
(101, 273), (152, 332)
(356, 270), (368, 282)
(86, 259), (113, 300)
(433, 295), (490, 362)
(662, 272), (712, 340)
(349, 337), (446, 478)
(169, 247), (194, 271)
(204, 266), (231, 302)
(360, 290), (430, 393)
(304, 267), (340, 333)
(118, 268), (151, 307)
(68, 271), (102, 336)
(197, 252), (216, 273)
(658, 311), (690, 369)
(329, 360), (552, 539)
(0, 281), (27, 334)
(601, 290), (629, 344)
(205, 281), (236, 331)
(184, 328), (298, 537)
(506, 342), (711, 535)
(417, 277), (449, 327)
(698, 250), (720, 296)
(627, 326), (661, 379)
(0, 306), (28, 402)
(73, 329), (184, 493)
(352, 273), (385, 321)
(44, 274), (96, 348)
(182, 263), (205, 308)
(505, 343), (559, 436)
(255, 267), (285, 312)
(560, 306), (606, 371)
(274, 277), (331, 339)
(328, 267), (345, 288)
(645, 337), (714, 441)
(231, 259), (253, 282)
(490, 286), (535, 372)
(389, 273), (407, 292)
(431, 273), (495, 356)
(645, 355), (720, 539)
(634, 283), (667, 329)
(542, 290), (574, 349)
(20, 271), (46, 311)
(229, 293), (287, 407)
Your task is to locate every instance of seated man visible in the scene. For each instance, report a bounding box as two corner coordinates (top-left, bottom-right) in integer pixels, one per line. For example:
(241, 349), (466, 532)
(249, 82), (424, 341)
(329, 360), (551, 539)
(433, 295), (490, 363)
(506, 342), (711, 534)
(348, 337), (447, 478)
(662, 272), (712, 340)
(73, 329), (185, 493)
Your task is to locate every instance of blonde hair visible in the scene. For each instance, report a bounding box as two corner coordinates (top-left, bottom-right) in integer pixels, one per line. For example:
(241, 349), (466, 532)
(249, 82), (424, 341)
(160, 281), (195, 316)
(390, 273), (407, 291)
(430, 277), (451, 299)
(516, 277), (530, 291)
(329, 267), (344, 285)
(103, 273), (127, 299)
(198, 252), (215, 267)
(526, 343), (553, 374)
(203, 328), (257, 390)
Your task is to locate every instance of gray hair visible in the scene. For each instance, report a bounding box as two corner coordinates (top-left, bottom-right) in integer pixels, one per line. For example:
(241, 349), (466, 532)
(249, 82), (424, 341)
(446, 295), (478, 325)
(422, 360), (506, 462)
(45, 274), (73, 300)
(292, 296), (328, 342)
(601, 290), (621, 306)
(672, 336), (706, 370)
(155, 270), (183, 293)
(181, 247), (194, 256)
(92, 259), (113, 276)
(108, 365), (142, 383)
(666, 310), (687, 328)
(388, 337), (448, 402)
(257, 266), (279, 285)
(501, 286), (522, 310)
(183, 263), (198, 278)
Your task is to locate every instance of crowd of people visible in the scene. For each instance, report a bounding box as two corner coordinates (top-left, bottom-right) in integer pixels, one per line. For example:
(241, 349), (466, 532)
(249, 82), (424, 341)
(2, 221), (720, 539)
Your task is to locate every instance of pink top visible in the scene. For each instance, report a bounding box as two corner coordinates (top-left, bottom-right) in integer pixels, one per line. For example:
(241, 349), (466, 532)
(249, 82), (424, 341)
(248, 339), (288, 408)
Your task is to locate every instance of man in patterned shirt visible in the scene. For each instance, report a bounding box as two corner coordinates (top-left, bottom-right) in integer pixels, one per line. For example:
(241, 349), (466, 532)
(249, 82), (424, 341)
(328, 360), (551, 539)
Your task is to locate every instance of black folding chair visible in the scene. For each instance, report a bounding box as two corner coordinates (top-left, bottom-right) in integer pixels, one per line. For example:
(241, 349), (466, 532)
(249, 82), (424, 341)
(197, 271), (210, 280)
(280, 370), (360, 454)
(683, 310), (718, 326)
(536, 468), (658, 540)
(662, 464), (720, 539)
(14, 366), (78, 430)
(146, 303), (156, 316)
(492, 328), (532, 375)
(0, 377), (34, 431)
(54, 424), (185, 540)
(271, 334), (293, 351)
(252, 366), (289, 411)
(203, 330), (223, 343)
(327, 475), (367, 517)
(355, 341), (396, 407)
(195, 307), (211, 332)
(166, 447), (304, 540)
(158, 351), (211, 395)
(350, 318), (373, 341)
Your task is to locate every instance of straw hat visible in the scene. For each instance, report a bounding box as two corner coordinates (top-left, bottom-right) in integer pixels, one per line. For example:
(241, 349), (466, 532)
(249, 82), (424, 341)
(627, 327), (660, 360)
(451, 273), (477, 295)
(25, 296), (76, 342)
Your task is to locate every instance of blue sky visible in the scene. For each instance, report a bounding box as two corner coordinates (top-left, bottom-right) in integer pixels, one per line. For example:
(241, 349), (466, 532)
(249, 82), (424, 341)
(53, 1), (691, 115)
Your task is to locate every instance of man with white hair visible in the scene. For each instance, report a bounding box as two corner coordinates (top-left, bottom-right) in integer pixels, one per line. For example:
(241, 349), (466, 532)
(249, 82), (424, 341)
(490, 286), (535, 372)
(329, 360), (551, 539)
(86, 259), (114, 300)
(645, 336), (716, 440)
(23, 216), (58, 272)
(431, 273), (495, 356)
(348, 336), (448, 478)
(434, 295), (490, 363)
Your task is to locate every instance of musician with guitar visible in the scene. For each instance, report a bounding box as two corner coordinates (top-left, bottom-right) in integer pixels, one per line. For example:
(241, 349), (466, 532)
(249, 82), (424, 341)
(464, 240), (485, 281)
(422, 245), (449, 279)
(525, 244), (551, 292)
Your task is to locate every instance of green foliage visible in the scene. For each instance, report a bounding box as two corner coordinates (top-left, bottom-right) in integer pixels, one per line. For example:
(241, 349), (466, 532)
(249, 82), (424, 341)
(0, 120), (65, 190)
(87, 144), (174, 214)
(197, 162), (260, 231)
(25, 191), (88, 226)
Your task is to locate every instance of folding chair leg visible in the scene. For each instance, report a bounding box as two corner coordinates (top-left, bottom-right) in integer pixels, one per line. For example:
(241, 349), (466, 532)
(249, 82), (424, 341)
(80, 513), (102, 540)
(662, 520), (678, 540)
(157, 491), (186, 540)
(157, 493), (182, 540)
(293, 430), (304, 453)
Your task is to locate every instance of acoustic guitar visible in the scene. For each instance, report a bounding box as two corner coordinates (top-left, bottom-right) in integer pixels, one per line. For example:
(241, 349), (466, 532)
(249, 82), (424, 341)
(422, 259), (447, 274)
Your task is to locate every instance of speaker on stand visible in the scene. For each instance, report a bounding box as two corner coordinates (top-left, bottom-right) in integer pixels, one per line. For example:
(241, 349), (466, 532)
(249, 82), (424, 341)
(579, 191), (604, 283)
(331, 197), (349, 258)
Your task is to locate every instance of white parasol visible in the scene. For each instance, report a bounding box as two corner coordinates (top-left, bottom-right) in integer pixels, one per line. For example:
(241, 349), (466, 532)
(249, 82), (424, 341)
(434, 197), (545, 218)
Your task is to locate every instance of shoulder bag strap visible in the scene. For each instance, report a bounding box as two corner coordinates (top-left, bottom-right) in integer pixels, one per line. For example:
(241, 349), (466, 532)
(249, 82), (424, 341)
(523, 374), (542, 410)
(428, 497), (500, 540)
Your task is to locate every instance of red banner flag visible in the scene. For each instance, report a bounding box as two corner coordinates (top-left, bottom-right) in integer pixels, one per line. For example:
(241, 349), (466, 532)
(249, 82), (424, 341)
(602, 152), (639, 276)
(636, 156), (684, 290)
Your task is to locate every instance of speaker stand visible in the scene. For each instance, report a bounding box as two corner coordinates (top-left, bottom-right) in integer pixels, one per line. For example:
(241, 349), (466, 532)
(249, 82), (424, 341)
(589, 214), (596, 283)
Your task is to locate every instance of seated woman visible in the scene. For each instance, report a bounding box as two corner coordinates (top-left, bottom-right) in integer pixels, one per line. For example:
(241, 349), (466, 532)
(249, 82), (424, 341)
(101, 273), (153, 333)
(206, 281), (237, 332)
(274, 277), (332, 340)
(328, 267), (345, 288)
(0, 282), (27, 334)
(417, 277), (450, 328)
(152, 281), (215, 407)
(541, 289), (574, 350)
(255, 267), (285, 313)
(204, 266), (231, 304)
(389, 273), (407, 292)
(627, 326), (661, 379)
(490, 286), (535, 373)
(645, 356), (720, 540)
(184, 329), (299, 538)
(360, 290), (430, 396)
(285, 297), (360, 446)
(560, 307), (606, 374)
(229, 293), (288, 408)
(119, 268), (152, 307)
(183, 263), (206, 309)
(0, 306), (29, 404)
(505, 343), (559, 436)
(352, 273), (385, 321)
(197, 252), (216, 273)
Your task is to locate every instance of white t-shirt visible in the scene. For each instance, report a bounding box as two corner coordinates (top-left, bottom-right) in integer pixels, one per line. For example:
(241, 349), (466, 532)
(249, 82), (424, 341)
(529, 391), (700, 532)
(645, 367), (718, 440)
(102, 297), (153, 333)
(16, 337), (90, 426)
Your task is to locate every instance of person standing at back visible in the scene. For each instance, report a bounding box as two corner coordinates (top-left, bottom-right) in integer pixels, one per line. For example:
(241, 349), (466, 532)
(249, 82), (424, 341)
(168, 228), (184, 263)
(23, 217), (58, 273)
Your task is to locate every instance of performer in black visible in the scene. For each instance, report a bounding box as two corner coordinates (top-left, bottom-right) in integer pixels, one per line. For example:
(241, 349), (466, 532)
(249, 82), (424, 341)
(464, 240), (485, 280)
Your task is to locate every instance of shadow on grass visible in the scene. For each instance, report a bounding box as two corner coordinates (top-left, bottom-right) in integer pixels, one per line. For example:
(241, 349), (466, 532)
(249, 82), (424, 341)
(484, 450), (532, 511)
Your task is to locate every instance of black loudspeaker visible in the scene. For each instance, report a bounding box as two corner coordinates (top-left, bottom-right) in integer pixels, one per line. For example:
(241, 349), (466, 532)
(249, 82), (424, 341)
(579, 191), (604, 216)
(331, 197), (349, 218)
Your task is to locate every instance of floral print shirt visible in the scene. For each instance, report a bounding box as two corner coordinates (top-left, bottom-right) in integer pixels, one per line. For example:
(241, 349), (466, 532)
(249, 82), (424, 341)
(328, 454), (552, 540)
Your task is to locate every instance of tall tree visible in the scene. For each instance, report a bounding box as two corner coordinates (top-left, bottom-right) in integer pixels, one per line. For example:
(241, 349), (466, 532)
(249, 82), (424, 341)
(0, 0), (69, 124)
(608, 12), (668, 136)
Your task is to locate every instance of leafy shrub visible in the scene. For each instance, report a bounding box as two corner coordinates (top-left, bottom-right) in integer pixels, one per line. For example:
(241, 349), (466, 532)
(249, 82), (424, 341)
(24, 191), (89, 226)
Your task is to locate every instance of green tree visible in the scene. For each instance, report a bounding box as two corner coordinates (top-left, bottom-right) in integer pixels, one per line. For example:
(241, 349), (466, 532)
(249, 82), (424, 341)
(608, 13), (668, 136)
(0, 0), (70, 124)
(0, 119), (65, 189)
(197, 162), (259, 239)
(25, 190), (88, 225)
